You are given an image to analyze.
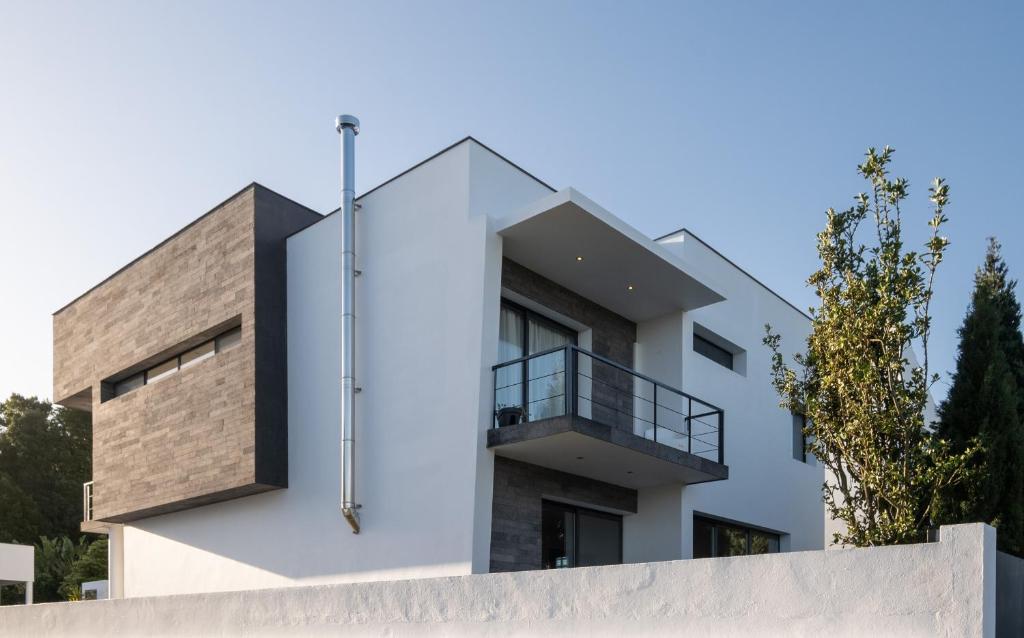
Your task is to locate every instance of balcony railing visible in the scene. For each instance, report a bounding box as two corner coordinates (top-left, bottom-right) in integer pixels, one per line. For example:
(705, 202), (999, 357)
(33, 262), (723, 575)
(83, 481), (94, 522)
(493, 345), (724, 464)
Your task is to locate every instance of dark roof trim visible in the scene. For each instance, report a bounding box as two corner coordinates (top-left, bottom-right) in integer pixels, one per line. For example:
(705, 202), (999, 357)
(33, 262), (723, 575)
(53, 183), (322, 315)
(357, 136), (556, 202)
(656, 227), (812, 321)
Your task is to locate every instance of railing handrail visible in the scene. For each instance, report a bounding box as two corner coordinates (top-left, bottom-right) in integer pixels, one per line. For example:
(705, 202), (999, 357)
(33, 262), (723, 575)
(493, 344), (724, 412)
(490, 344), (570, 370)
(83, 481), (94, 522)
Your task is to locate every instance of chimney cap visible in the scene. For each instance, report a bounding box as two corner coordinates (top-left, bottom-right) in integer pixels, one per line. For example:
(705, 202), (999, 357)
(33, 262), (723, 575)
(335, 114), (360, 134)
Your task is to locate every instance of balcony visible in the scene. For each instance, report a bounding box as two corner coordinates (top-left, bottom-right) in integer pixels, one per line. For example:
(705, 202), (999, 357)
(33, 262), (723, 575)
(81, 480), (109, 534)
(488, 345), (728, 488)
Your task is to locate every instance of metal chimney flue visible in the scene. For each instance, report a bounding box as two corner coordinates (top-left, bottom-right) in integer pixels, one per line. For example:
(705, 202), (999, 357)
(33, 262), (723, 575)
(336, 114), (361, 534)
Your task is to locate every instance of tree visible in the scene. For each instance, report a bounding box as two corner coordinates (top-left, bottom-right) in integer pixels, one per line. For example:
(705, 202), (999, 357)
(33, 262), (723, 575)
(0, 394), (103, 603)
(934, 239), (1024, 554)
(0, 395), (92, 543)
(764, 147), (976, 547)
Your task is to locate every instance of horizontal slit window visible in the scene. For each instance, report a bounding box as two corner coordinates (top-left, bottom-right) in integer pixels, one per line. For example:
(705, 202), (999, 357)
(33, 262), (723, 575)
(105, 324), (242, 400)
(693, 333), (734, 370)
(181, 341), (215, 369)
(146, 357), (179, 384)
(216, 327), (242, 352)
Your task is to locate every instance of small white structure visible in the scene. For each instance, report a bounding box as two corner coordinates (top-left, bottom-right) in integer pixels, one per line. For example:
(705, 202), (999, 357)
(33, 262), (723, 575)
(81, 579), (109, 601)
(0, 542), (34, 604)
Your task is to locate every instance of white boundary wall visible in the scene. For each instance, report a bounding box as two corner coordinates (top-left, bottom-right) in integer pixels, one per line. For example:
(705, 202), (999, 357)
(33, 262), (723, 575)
(0, 524), (1000, 637)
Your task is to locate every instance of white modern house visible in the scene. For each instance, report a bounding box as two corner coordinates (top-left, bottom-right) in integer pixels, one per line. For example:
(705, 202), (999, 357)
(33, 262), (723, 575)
(55, 120), (825, 598)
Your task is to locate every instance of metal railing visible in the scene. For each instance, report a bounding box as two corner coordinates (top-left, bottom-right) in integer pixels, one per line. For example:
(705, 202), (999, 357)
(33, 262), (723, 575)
(83, 481), (94, 522)
(493, 345), (724, 464)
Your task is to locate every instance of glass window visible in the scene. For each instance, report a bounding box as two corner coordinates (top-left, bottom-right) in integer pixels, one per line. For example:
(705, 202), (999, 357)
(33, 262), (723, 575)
(496, 301), (577, 424)
(542, 501), (621, 569)
(693, 333), (734, 370)
(576, 510), (623, 567)
(542, 501), (575, 569)
(145, 357), (178, 384)
(180, 340), (215, 369)
(792, 413), (807, 462)
(693, 515), (781, 558)
(750, 531), (780, 554)
(113, 372), (144, 396)
(215, 326), (242, 352)
(693, 516), (714, 559)
(716, 523), (749, 557)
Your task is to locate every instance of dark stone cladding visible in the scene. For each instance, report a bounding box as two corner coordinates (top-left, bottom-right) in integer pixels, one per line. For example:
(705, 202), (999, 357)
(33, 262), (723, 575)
(501, 258), (636, 368)
(54, 183), (322, 523)
(251, 186), (322, 488)
(501, 258), (638, 430)
(489, 456), (637, 573)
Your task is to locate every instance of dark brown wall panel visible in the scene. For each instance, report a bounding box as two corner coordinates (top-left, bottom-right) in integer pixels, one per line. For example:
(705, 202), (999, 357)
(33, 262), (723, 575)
(53, 184), (321, 522)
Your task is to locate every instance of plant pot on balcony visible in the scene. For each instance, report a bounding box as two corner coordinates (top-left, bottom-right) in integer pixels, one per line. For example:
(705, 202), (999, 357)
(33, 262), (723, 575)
(495, 406), (525, 427)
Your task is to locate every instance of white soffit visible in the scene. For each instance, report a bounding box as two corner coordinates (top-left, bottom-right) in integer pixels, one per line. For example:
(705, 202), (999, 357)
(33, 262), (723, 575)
(495, 189), (726, 322)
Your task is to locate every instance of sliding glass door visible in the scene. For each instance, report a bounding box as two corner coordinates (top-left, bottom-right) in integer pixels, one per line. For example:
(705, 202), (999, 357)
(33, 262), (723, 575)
(541, 500), (622, 569)
(496, 301), (576, 423)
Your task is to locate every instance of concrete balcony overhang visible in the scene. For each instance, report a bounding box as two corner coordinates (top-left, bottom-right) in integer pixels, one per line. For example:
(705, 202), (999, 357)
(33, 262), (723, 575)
(487, 415), (729, 489)
(494, 188), (726, 322)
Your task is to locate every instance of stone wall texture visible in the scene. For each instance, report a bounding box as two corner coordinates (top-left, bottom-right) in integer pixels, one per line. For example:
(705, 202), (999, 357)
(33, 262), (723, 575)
(0, 524), (1001, 637)
(52, 184), (321, 522)
(501, 258), (638, 429)
(489, 456), (637, 572)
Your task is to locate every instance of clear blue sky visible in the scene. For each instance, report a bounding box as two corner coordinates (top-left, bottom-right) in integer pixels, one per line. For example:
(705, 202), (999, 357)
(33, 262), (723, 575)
(1, 1), (1021, 403)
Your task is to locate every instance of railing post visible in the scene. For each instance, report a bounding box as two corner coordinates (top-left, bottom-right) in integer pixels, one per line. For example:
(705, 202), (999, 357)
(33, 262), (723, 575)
(564, 345), (574, 417)
(687, 397), (693, 454)
(718, 411), (725, 464)
(492, 368), (497, 429)
(652, 384), (657, 443)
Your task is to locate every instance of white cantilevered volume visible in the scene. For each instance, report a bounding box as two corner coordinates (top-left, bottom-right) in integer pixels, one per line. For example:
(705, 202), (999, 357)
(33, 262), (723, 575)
(336, 114), (361, 534)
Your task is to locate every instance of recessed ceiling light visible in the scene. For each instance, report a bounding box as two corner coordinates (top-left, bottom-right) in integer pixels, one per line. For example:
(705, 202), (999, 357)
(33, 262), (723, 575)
(576, 456), (584, 460)
(575, 256), (584, 262)
(627, 285), (634, 291)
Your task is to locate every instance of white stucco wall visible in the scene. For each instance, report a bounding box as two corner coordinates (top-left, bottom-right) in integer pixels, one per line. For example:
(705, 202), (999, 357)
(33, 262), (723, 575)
(116, 140), (553, 596)
(0, 524), (999, 637)
(657, 230), (825, 557)
(100, 137), (832, 595)
(0, 542), (33, 583)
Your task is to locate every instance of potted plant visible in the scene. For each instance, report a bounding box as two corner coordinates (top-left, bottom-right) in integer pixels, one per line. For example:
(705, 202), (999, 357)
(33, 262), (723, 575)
(495, 404), (525, 427)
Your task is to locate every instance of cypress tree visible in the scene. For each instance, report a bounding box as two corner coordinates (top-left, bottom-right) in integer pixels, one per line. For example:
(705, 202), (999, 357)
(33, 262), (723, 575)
(936, 239), (1024, 554)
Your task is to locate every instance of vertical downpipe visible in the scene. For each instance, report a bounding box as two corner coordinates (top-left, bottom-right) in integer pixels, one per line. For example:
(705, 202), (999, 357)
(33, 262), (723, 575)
(337, 114), (361, 533)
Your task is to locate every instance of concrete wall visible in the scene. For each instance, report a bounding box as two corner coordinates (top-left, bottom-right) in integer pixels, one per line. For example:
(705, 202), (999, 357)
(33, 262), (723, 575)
(0, 524), (1001, 637)
(0, 543), (33, 583)
(997, 551), (1024, 638)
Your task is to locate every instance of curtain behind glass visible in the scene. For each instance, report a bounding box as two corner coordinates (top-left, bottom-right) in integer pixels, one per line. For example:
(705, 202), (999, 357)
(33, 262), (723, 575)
(495, 307), (525, 417)
(527, 319), (571, 421)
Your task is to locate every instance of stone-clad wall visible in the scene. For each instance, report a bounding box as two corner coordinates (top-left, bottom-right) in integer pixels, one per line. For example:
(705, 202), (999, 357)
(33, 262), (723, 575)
(489, 456), (637, 572)
(501, 258), (635, 367)
(53, 184), (321, 522)
(500, 258), (638, 429)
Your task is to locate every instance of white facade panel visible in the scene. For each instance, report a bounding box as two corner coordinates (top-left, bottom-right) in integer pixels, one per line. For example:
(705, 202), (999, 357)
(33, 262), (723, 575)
(106, 138), (827, 595)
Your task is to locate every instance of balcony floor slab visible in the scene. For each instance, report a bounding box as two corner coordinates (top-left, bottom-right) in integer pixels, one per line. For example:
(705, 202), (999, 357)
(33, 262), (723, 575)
(486, 415), (728, 489)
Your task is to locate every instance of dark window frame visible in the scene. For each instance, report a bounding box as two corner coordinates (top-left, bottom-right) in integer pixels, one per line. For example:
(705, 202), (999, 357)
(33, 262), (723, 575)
(793, 413), (808, 463)
(693, 333), (734, 370)
(692, 514), (781, 559)
(499, 300), (578, 421)
(541, 499), (623, 569)
(105, 325), (243, 401)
